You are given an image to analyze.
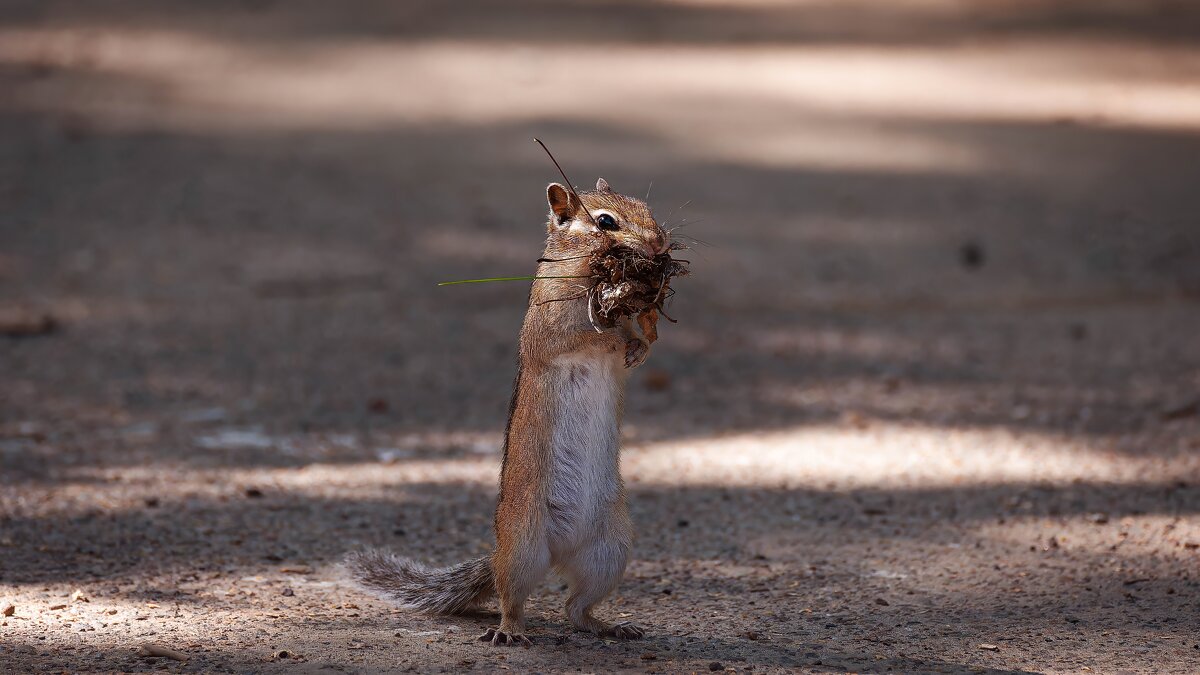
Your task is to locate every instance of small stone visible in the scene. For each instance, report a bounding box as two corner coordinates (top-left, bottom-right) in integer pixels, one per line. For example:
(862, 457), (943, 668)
(640, 652), (657, 660)
(281, 588), (294, 597)
(874, 598), (890, 606)
(70, 589), (90, 603)
(49, 604), (67, 610)
(979, 643), (1000, 651)
(841, 410), (868, 429)
(643, 369), (672, 392)
(0, 307), (58, 337)
(2, 604), (14, 616)
(960, 242), (985, 269)
(245, 488), (264, 498)
(1162, 399), (1200, 421)
(709, 663), (725, 671)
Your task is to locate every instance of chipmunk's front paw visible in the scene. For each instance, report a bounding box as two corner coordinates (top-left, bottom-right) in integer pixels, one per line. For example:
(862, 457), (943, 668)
(479, 627), (532, 647)
(600, 621), (645, 640)
(624, 338), (649, 369)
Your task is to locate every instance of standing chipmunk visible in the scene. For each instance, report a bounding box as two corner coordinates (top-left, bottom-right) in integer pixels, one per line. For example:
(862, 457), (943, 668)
(346, 177), (672, 645)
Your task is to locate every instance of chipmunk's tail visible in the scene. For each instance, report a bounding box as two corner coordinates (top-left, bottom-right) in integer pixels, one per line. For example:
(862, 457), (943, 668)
(343, 550), (495, 614)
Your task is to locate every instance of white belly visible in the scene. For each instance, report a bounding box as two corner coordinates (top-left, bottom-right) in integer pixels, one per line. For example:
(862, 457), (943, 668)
(545, 350), (625, 552)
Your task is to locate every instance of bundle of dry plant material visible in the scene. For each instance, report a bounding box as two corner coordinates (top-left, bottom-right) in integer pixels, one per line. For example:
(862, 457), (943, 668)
(586, 242), (689, 342)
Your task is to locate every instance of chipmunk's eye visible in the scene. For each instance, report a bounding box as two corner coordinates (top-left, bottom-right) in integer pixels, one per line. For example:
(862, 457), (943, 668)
(595, 213), (619, 231)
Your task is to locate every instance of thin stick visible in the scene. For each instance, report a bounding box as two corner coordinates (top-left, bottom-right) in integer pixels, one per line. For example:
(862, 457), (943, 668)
(652, 268), (668, 304)
(533, 138), (597, 227)
(656, 301), (678, 323)
(437, 275), (587, 286)
(586, 286), (603, 332)
(533, 287), (590, 306)
(140, 644), (188, 662)
(537, 254), (591, 263)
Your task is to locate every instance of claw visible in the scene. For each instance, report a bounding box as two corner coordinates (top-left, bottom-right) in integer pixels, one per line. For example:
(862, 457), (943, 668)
(624, 338), (649, 369)
(478, 627), (532, 647)
(601, 621), (645, 640)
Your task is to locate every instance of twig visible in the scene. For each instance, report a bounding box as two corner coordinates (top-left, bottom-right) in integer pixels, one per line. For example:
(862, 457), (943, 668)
(139, 644), (188, 662)
(437, 275), (587, 286)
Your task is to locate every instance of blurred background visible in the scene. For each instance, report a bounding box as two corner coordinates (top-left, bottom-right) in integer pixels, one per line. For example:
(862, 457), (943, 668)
(2, 1), (1199, 672)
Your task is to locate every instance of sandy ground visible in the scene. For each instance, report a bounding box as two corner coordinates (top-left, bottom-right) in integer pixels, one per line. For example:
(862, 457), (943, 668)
(2, 1), (1200, 673)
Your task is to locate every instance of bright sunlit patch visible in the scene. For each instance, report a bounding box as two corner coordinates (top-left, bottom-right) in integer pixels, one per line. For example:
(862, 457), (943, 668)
(624, 424), (1187, 489)
(25, 422), (1193, 509)
(2, 27), (1198, 177)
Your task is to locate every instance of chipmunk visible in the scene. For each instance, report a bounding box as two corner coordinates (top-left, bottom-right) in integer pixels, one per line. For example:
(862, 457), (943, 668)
(346, 177), (670, 645)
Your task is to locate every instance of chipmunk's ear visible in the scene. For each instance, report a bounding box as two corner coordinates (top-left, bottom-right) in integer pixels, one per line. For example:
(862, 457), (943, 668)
(595, 177), (612, 192)
(547, 183), (579, 222)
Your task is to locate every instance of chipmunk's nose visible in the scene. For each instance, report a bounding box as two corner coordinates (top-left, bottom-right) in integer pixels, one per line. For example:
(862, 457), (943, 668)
(652, 231), (668, 255)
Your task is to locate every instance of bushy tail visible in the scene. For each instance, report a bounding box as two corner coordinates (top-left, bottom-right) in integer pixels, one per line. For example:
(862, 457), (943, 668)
(344, 550), (495, 614)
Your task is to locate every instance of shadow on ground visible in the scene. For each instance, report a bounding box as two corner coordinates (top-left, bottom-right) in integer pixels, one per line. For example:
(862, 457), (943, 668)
(8, 0), (1200, 48)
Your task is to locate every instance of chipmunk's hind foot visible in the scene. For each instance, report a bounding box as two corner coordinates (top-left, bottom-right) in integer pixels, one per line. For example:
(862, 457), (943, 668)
(599, 621), (645, 640)
(479, 627), (532, 647)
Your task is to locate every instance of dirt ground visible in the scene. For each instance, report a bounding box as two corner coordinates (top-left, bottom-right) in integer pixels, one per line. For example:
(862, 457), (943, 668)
(2, 1), (1200, 673)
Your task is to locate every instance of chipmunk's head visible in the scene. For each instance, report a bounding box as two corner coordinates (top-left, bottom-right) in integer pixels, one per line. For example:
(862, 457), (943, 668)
(546, 178), (668, 259)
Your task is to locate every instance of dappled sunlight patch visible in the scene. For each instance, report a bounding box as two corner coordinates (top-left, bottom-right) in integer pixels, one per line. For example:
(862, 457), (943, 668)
(0, 561), (382, 663)
(624, 423), (1196, 489)
(27, 458), (501, 512)
(3, 26), (1199, 181)
(13, 422), (1191, 521)
(975, 512), (1200, 559)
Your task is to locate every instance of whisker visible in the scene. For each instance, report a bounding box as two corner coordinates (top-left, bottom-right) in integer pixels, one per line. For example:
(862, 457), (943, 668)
(645, 180), (653, 201)
(665, 236), (710, 262)
(667, 199), (693, 225)
(670, 233), (714, 248)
